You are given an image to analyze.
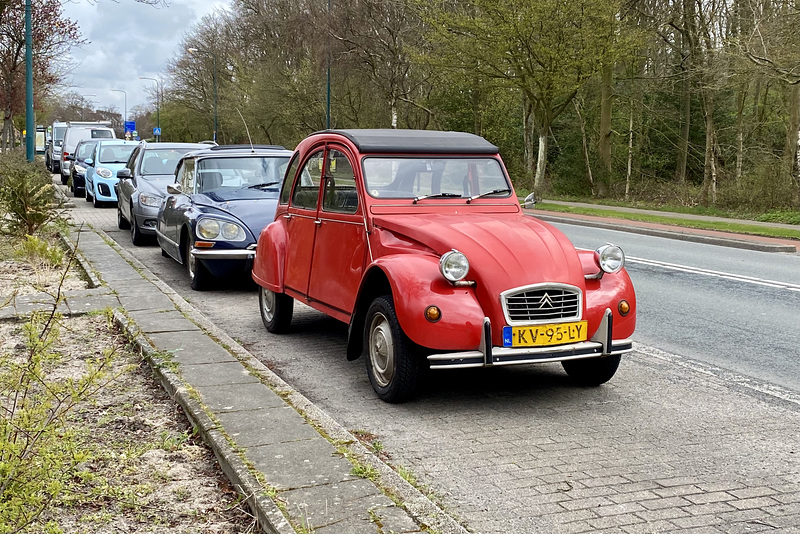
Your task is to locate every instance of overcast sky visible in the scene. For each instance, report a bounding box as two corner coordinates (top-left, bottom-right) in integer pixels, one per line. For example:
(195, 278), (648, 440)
(61, 0), (228, 122)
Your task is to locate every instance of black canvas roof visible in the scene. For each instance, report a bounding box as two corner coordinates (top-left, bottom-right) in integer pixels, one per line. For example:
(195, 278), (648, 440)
(323, 129), (499, 155)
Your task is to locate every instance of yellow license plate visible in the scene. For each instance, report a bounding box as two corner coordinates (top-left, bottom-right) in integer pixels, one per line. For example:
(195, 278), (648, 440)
(502, 321), (588, 347)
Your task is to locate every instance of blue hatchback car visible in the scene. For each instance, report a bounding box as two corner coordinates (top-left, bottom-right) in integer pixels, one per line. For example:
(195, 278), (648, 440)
(156, 145), (293, 290)
(85, 140), (140, 208)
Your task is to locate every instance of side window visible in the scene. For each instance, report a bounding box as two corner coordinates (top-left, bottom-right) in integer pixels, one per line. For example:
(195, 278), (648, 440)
(279, 154), (299, 205)
(322, 149), (359, 214)
(291, 150), (324, 210)
(127, 147), (140, 172)
(179, 159), (195, 191)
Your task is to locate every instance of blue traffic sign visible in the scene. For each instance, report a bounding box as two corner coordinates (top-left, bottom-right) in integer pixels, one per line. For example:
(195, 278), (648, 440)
(153, 127), (162, 136)
(124, 121), (136, 133)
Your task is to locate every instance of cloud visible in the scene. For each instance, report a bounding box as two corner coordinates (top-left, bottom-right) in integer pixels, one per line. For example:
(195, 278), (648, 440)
(61, 0), (227, 118)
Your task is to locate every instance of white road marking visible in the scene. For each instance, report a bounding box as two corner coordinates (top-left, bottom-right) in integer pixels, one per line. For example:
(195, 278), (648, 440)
(633, 342), (800, 408)
(626, 256), (800, 291)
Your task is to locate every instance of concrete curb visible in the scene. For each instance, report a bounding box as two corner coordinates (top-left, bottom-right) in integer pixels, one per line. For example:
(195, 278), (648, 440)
(97, 228), (470, 534)
(113, 310), (297, 534)
(532, 212), (798, 253)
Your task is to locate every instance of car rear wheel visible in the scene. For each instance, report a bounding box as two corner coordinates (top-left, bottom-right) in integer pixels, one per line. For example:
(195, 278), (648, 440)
(184, 238), (211, 291)
(117, 206), (130, 229)
(130, 211), (146, 246)
(61, 174), (68, 185)
(364, 295), (421, 403)
(259, 287), (294, 333)
(562, 354), (621, 386)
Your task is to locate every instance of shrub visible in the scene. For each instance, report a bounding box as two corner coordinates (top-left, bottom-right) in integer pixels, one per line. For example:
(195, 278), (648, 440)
(0, 152), (63, 236)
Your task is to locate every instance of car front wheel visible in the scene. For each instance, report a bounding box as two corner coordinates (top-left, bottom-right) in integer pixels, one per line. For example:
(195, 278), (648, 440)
(184, 238), (211, 290)
(562, 354), (621, 386)
(364, 295), (421, 403)
(117, 205), (130, 229)
(259, 286), (294, 333)
(130, 211), (146, 246)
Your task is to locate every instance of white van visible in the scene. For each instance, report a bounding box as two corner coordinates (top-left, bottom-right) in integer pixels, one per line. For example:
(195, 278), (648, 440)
(60, 125), (116, 183)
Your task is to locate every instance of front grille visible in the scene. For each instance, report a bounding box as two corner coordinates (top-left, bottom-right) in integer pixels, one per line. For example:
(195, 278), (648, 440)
(503, 286), (581, 323)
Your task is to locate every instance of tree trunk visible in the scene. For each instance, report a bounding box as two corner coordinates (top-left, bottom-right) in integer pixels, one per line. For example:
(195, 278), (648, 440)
(573, 99), (594, 195)
(700, 91), (716, 206)
(674, 66), (691, 185)
(626, 107), (634, 200)
(597, 63), (613, 197)
(735, 83), (746, 183)
(535, 129), (548, 192)
(522, 96), (536, 190)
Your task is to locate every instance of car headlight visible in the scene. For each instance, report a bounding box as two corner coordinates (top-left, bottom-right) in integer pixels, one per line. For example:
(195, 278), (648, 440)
(196, 218), (246, 241)
(96, 167), (113, 178)
(139, 194), (162, 207)
(439, 249), (469, 282)
(74, 164), (86, 174)
(595, 244), (625, 274)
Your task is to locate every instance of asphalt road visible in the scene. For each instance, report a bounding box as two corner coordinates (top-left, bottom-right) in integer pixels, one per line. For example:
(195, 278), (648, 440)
(72, 195), (800, 533)
(551, 222), (800, 394)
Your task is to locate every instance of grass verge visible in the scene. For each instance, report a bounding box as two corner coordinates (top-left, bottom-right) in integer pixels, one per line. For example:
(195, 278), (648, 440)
(535, 202), (800, 241)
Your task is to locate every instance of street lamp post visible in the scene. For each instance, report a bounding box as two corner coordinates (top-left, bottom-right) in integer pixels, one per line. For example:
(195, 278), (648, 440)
(139, 77), (160, 141)
(111, 89), (127, 133)
(187, 47), (218, 143)
(25, 0), (34, 161)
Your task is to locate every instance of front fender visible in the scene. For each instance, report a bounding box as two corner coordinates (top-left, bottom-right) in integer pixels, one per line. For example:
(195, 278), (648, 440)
(252, 220), (286, 291)
(579, 251), (637, 340)
(371, 254), (485, 351)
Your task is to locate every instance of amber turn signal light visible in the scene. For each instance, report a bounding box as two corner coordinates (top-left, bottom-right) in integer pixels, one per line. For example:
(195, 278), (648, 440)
(618, 300), (630, 316)
(425, 306), (441, 322)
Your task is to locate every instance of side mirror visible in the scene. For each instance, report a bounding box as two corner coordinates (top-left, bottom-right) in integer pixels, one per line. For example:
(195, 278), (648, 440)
(166, 184), (183, 195)
(116, 168), (132, 179)
(65, 154), (75, 161)
(84, 158), (93, 166)
(523, 192), (536, 209)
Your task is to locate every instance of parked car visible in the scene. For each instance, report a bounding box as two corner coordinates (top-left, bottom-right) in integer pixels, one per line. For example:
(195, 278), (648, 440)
(60, 123), (116, 184)
(115, 142), (209, 245)
(156, 145), (292, 290)
(252, 129), (636, 402)
(84, 140), (140, 208)
(45, 121), (68, 173)
(67, 139), (99, 197)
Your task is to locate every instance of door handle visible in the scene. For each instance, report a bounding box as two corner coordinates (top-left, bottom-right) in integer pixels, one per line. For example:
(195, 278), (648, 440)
(283, 214), (292, 220)
(314, 219), (322, 226)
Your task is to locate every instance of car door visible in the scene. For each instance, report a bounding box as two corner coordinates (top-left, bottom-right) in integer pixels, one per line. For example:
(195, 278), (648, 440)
(307, 146), (367, 316)
(119, 146), (140, 221)
(161, 159), (195, 259)
(282, 149), (324, 298)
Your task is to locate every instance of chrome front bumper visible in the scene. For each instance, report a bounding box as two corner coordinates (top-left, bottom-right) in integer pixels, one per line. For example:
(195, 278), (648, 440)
(191, 246), (256, 261)
(427, 309), (633, 370)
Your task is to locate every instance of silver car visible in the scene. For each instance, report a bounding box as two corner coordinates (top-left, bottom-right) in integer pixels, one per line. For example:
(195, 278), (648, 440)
(115, 142), (209, 245)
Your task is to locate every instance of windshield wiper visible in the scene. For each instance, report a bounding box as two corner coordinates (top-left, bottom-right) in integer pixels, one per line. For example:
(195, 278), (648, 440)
(247, 181), (280, 189)
(466, 188), (512, 203)
(413, 192), (462, 204)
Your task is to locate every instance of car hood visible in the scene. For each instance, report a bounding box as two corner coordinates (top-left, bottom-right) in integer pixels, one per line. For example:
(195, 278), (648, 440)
(372, 212), (586, 292)
(138, 176), (175, 196)
(195, 195), (279, 238)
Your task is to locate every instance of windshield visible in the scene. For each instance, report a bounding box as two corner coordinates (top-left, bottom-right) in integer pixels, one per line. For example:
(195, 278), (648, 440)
(362, 157), (510, 200)
(141, 149), (196, 177)
(196, 156), (290, 193)
(90, 129), (114, 139)
(54, 127), (66, 144)
(77, 141), (98, 160)
(98, 145), (136, 164)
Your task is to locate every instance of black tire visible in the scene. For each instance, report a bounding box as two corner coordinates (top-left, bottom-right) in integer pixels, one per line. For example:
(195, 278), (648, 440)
(259, 286), (294, 333)
(117, 206), (130, 229)
(562, 355), (621, 386)
(364, 295), (421, 403)
(84, 184), (92, 202)
(130, 211), (147, 246)
(92, 190), (101, 208)
(73, 186), (82, 198)
(184, 237), (211, 290)
(161, 247), (169, 257)
(60, 173), (68, 185)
